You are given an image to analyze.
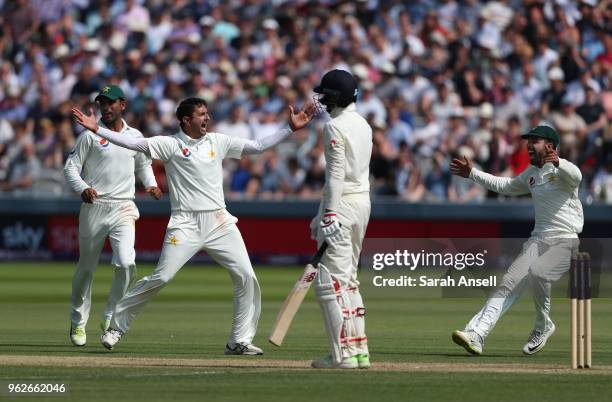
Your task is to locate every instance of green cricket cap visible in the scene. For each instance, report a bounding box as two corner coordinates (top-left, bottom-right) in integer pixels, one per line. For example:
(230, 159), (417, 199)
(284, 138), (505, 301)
(95, 84), (126, 102)
(521, 125), (559, 147)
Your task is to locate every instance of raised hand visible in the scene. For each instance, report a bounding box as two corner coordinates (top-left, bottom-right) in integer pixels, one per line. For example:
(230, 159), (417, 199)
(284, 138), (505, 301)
(145, 186), (163, 200)
(72, 107), (99, 133)
(542, 144), (559, 167)
(450, 156), (473, 178)
(288, 100), (316, 131)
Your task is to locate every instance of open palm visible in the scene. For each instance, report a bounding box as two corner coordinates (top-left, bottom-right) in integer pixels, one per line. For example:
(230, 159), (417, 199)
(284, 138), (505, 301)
(450, 156), (473, 178)
(288, 100), (316, 131)
(72, 107), (99, 133)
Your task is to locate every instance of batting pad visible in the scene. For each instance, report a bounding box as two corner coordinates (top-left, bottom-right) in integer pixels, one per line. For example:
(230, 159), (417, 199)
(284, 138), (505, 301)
(347, 288), (368, 355)
(315, 265), (358, 362)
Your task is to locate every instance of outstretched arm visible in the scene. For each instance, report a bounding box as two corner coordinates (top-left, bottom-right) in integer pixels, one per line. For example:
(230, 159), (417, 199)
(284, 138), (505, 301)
(72, 107), (151, 156)
(241, 101), (315, 155)
(450, 156), (529, 196)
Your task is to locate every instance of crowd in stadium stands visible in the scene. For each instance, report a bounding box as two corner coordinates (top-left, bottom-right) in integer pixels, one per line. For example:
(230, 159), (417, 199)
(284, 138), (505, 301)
(0, 0), (610, 203)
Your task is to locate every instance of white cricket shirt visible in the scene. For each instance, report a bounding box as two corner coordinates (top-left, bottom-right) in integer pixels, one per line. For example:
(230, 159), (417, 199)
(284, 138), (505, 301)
(322, 103), (372, 211)
(470, 158), (584, 237)
(64, 120), (157, 199)
(147, 130), (244, 211)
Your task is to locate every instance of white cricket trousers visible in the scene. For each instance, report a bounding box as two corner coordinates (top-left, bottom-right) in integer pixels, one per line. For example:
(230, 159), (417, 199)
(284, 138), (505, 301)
(466, 237), (579, 338)
(316, 193), (371, 288)
(314, 193), (371, 361)
(110, 209), (261, 345)
(70, 199), (139, 328)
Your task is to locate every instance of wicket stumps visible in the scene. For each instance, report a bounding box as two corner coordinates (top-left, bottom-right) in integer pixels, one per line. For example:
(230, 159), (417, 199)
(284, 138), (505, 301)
(570, 252), (591, 369)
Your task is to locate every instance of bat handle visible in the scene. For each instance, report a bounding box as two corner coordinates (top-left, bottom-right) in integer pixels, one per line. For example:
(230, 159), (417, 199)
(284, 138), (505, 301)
(311, 242), (328, 266)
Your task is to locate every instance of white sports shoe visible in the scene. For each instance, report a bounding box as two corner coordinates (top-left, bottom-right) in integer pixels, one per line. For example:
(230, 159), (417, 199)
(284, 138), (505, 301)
(311, 355), (359, 369)
(101, 328), (123, 350)
(523, 321), (556, 355)
(70, 326), (86, 347)
(224, 342), (264, 355)
(452, 330), (484, 355)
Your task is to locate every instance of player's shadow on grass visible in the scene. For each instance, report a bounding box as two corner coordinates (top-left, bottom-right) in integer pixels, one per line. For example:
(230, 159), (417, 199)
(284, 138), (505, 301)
(0, 344), (71, 348)
(374, 350), (517, 358)
(0, 344), (122, 353)
(418, 352), (518, 358)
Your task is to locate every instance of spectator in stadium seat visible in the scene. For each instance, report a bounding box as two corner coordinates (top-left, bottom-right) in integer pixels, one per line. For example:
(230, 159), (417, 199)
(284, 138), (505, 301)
(551, 96), (587, 161)
(569, 67), (600, 100)
(516, 62), (544, 113)
(356, 81), (386, 130)
(592, 153), (612, 204)
(442, 108), (468, 154)
(541, 66), (567, 115)
(282, 156), (306, 195)
(468, 103), (494, 164)
(448, 146), (486, 203)
(216, 105), (252, 141)
(508, 116), (531, 175)
(230, 157), (253, 196)
(576, 86), (607, 141)
(424, 151), (451, 202)
(0, 141), (41, 196)
(386, 106), (413, 152)
(395, 148), (426, 202)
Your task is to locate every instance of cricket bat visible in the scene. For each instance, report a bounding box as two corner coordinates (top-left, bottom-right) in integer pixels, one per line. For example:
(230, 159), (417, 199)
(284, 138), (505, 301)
(269, 242), (328, 347)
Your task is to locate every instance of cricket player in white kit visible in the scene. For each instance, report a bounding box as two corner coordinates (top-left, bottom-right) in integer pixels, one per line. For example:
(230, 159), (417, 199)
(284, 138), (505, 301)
(450, 125), (583, 355)
(72, 97), (315, 354)
(309, 70), (373, 369)
(65, 85), (161, 346)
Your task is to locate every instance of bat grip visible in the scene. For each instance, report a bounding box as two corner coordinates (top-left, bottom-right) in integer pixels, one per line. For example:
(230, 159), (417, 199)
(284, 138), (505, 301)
(311, 242), (328, 266)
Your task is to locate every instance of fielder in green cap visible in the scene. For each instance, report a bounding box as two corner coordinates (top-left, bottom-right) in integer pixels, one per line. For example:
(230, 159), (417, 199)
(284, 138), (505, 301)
(448, 124), (583, 357)
(521, 124), (560, 148)
(64, 84), (161, 347)
(95, 84), (126, 102)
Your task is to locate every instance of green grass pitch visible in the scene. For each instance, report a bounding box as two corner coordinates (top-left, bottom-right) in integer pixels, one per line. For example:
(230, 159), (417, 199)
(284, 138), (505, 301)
(1, 262), (611, 402)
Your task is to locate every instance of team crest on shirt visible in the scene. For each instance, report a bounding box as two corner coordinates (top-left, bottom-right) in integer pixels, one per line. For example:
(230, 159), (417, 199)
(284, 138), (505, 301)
(548, 175), (556, 183)
(182, 147), (192, 157)
(528, 176), (535, 187)
(168, 235), (178, 245)
(99, 138), (110, 148)
(329, 139), (337, 148)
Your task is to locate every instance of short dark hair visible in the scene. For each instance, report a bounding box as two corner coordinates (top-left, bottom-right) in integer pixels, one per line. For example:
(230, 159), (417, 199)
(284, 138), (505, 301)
(176, 97), (207, 126)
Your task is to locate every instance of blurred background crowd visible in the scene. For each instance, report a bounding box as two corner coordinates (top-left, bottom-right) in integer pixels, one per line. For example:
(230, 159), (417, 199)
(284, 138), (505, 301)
(0, 0), (610, 203)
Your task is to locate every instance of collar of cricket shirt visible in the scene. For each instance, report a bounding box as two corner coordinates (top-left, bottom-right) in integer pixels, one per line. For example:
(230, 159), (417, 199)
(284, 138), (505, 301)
(177, 129), (207, 147)
(99, 118), (129, 134)
(539, 162), (556, 175)
(330, 102), (356, 118)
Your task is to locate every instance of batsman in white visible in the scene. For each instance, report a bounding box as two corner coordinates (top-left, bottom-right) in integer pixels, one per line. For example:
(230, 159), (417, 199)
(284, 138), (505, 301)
(450, 125), (583, 356)
(64, 84), (162, 347)
(72, 97), (315, 354)
(309, 70), (373, 369)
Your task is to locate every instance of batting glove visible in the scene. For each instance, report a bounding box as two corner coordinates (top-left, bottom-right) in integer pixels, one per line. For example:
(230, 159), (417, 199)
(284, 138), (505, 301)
(320, 211), (343, 245)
